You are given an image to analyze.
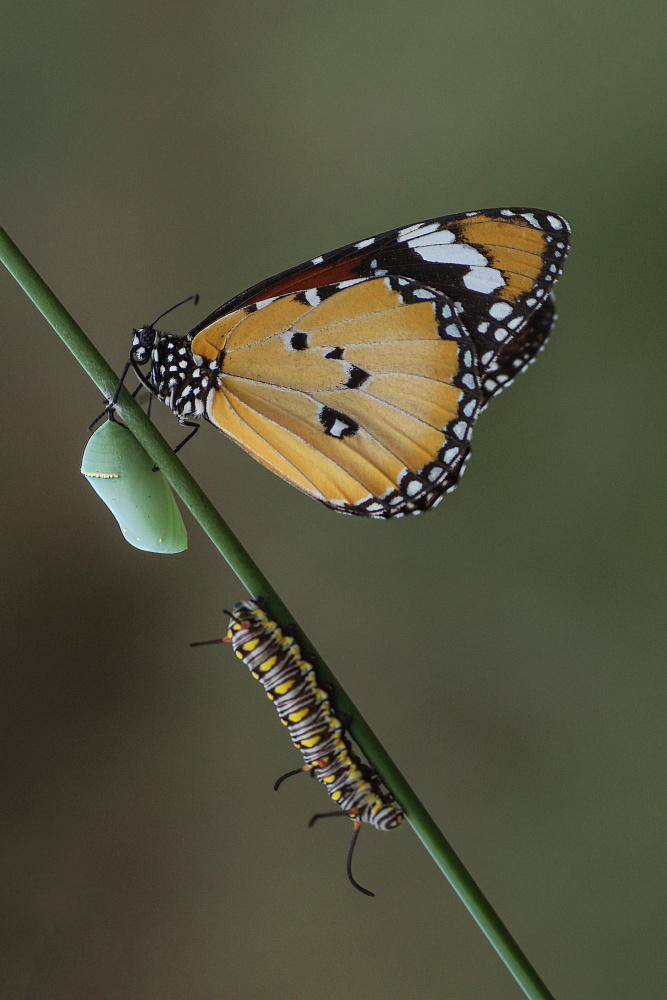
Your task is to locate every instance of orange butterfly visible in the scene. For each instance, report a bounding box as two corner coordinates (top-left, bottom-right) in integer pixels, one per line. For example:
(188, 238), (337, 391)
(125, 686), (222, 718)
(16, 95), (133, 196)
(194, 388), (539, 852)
(127, 208), (570, 518)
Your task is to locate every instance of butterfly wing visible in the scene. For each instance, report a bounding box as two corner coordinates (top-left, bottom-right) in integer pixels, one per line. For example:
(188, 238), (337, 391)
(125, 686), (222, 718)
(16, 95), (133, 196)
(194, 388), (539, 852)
(190, 276), (481, 517)
(179, 208), (569, 517)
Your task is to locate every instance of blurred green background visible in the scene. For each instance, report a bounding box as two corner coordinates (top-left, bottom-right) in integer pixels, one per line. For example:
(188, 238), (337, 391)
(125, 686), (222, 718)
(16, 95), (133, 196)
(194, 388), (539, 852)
(2, 3), (665, 998)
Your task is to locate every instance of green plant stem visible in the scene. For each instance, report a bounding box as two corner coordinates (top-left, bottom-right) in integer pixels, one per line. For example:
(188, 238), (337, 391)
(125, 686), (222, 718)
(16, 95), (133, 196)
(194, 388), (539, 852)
(1, 224), (558, 1000)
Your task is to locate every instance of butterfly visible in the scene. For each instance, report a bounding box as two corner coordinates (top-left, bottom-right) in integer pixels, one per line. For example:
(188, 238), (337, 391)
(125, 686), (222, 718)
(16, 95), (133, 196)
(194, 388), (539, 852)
(126, 208), (570, 518)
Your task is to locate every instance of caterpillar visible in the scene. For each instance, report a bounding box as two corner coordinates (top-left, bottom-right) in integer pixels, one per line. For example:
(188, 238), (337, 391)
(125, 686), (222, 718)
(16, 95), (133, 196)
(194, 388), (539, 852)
(193, 599), (403, 896)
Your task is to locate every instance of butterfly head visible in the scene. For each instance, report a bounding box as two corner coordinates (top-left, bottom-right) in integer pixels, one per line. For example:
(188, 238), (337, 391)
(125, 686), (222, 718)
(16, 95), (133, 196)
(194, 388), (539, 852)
(130, 324), (161, 366)
(128, 294), (200, 370)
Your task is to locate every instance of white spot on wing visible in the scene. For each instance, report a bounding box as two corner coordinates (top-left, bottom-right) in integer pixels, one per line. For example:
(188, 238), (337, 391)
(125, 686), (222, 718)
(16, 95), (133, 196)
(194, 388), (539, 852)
(328, 418), (349, 438)
(254, 296), (277, 311)
(397, 221), (440, 242)
(397, 222), (423, 239)
(489, 302), (513, 320)
(335, 278), (365, 289)
(463, 267), (504, 294)
(521, 213), (541, 228)
(410, 240), (486, 267)
(407, 229), (456, 248)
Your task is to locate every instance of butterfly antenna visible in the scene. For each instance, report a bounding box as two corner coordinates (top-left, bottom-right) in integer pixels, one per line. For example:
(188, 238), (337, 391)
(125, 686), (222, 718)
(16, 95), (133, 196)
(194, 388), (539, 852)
(149, 293), (199, 328)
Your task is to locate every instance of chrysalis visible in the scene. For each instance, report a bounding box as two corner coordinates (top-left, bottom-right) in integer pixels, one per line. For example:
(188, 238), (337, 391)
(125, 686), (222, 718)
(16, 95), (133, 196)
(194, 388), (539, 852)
(81, 420), (187, 553)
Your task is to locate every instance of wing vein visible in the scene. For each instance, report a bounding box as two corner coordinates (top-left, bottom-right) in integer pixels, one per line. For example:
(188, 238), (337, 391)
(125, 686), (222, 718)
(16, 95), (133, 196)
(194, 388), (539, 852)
(224, 380), (406, 490)
(224, 386), (395, 497)
(222, 390), (326, 500)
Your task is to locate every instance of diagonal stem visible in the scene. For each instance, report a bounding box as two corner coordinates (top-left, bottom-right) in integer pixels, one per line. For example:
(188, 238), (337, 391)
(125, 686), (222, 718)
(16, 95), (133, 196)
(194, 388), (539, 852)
(0, 223), (558, 1000)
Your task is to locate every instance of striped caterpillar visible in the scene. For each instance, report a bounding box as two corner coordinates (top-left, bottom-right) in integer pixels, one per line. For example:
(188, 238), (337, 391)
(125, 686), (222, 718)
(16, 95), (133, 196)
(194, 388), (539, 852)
(193, 599), (403, 895)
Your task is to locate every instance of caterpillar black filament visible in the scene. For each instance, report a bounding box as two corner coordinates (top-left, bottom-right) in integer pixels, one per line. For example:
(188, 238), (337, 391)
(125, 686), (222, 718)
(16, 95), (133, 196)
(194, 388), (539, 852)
(193, 599), (403, 895)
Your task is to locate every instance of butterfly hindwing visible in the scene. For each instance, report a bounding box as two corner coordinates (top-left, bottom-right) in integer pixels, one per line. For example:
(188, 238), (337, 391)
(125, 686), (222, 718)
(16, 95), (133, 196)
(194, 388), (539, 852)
(190, 276), (482, 517)
(479, 293), (557, 406)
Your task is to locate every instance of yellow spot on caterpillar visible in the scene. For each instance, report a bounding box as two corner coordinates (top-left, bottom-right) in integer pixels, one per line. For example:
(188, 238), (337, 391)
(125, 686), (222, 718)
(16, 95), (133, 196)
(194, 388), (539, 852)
(288, 708), (309, 723)
(242, 638), (260, 651)
(301, 735), (321, 748)
(274, 680), (295, 694)
(259, 655), (277, 672)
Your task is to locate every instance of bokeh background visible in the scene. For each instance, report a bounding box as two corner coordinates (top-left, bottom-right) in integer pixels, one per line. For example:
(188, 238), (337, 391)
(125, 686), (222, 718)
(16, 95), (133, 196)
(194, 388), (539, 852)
(2, 3), (665, 998)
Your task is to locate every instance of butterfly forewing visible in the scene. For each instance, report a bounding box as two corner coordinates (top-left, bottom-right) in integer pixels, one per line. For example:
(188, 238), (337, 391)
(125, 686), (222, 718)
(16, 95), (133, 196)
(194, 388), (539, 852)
(193, 208), (569, 353)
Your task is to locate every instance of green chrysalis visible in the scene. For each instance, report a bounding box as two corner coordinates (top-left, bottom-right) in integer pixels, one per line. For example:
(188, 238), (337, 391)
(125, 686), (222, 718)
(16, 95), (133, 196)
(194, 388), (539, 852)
(81, 420), (187, 553)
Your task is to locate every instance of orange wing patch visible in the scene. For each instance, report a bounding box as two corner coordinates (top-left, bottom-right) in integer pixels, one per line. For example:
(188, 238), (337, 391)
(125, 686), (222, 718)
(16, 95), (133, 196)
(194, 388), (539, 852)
(311, 387), (446, 471)
(207, 388), (328, 498)
(456, 214), (549, 302)
(212, 382), (400, 505)
(363, 373), (462, 429)
(222, 336), (344, 392)
(191, 311), (244, 360)
(296, 278), (409, 329)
